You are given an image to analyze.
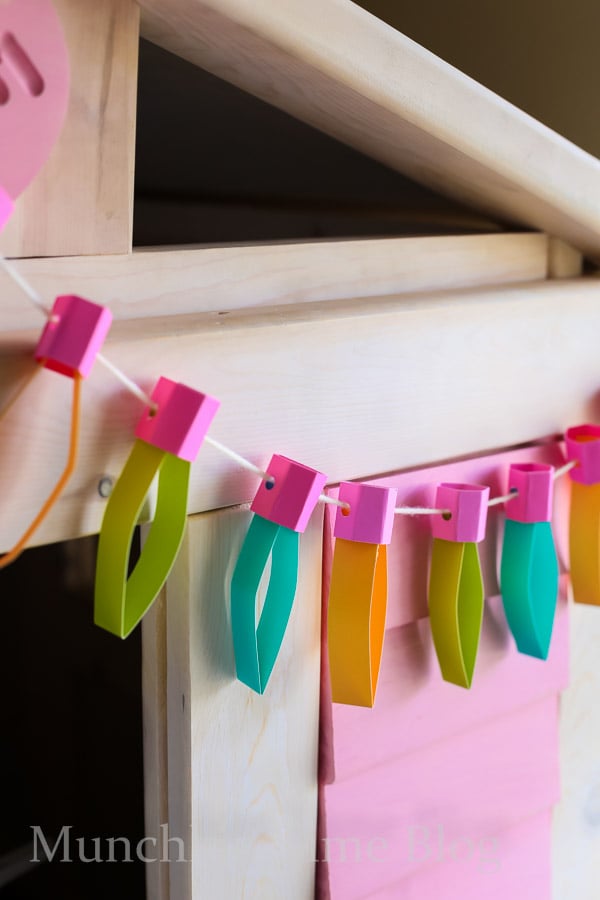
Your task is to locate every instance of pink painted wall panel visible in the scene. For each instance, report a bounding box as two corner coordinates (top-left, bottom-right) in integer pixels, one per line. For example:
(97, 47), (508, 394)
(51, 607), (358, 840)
(323, 695), (559, 898)
(365, 811), (552, 900)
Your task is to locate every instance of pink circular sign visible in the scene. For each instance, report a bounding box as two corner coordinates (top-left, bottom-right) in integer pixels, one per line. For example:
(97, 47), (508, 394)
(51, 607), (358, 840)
(0, 0), (70, 226)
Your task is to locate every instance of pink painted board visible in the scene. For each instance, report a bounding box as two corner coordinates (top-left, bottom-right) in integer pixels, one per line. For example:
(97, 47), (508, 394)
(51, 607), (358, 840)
(323, 696), (559, 898)
(330, 584), (568, 782)
(363, 810), (552, 900)
(0, 0), (70, 200)
(251, 454), (327, 532)
(325, 442), (570, 631)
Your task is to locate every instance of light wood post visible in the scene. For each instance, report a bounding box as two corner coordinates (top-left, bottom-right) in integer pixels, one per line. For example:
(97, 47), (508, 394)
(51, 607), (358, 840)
(1, 0), (139, 258)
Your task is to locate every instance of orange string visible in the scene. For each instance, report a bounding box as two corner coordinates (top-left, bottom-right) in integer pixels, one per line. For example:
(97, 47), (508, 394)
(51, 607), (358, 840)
(0, 363), (42, 422)
(0, 373), (82, 569)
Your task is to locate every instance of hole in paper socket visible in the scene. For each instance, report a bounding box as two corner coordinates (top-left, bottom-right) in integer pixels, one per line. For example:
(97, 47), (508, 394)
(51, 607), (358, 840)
(2, 33), (45, 97)
(265, 477), (275, 490)
(341, 505), (351, 517)
(442, 511), (452, 521)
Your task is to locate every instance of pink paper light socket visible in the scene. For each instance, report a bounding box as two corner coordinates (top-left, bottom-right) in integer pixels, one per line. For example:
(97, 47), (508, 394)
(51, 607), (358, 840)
(431, 482), (489, 543)
(0, 186), (14, 230)
(251, 454), (327, 533)
(565, 424), (600, 485)
(505, 463), (553, 523)
(334, 482), (397, 545)
(135, 377), (220, 463)
(35, 295), (112, 378)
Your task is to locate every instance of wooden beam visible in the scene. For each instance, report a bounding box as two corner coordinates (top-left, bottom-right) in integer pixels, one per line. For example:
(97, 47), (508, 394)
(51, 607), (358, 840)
(0, 276), (598, 550)
(1, 0), (139, 258)
(139, 0), (600, 260)
(0, 233), (548, 332)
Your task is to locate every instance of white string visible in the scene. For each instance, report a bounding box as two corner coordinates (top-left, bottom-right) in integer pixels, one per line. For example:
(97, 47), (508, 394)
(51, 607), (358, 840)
(95, 352), (156, 410)
(204, 445), (350, 508)
(0, 255), (51, 317)
(554, 459), (577, 479)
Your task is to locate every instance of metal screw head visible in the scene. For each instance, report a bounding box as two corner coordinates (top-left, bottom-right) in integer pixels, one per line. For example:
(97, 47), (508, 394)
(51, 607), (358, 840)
(97, 476), (114, 499)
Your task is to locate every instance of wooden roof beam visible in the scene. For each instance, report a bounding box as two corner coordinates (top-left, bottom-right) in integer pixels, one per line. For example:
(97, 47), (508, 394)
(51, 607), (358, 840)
(140, 0), (600, 259)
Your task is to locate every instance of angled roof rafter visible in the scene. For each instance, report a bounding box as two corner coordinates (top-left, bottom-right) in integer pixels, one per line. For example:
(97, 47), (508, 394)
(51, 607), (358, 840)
(139, 0), (600, 259)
